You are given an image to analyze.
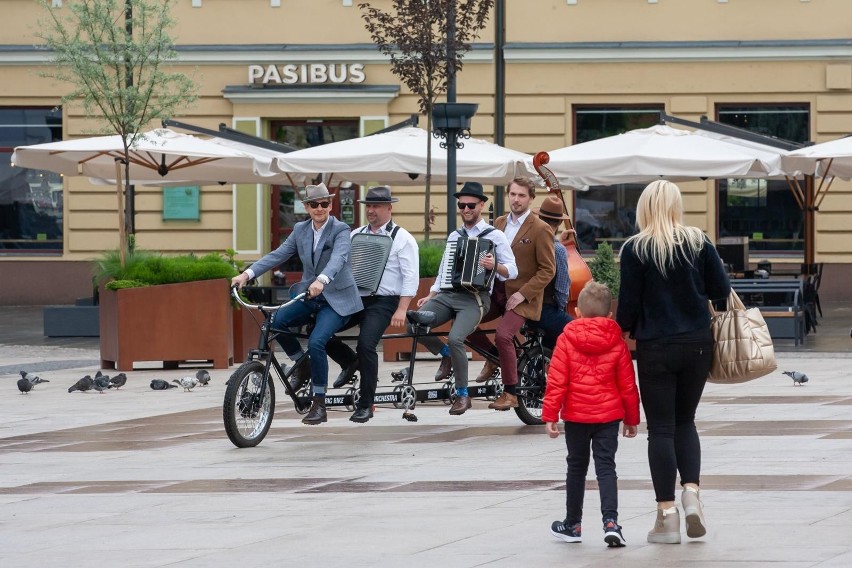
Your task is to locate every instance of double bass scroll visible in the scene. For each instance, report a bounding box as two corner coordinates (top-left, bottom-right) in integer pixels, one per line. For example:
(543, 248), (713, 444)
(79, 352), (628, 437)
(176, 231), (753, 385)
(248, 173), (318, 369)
(532, 151), (593, 317)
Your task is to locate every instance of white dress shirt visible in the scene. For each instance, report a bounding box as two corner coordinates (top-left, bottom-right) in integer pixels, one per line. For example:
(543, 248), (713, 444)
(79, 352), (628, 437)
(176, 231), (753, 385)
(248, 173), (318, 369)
(503, 209), (531, 245)
(351, 221), (420, 298)
(431, 219), (518, 294)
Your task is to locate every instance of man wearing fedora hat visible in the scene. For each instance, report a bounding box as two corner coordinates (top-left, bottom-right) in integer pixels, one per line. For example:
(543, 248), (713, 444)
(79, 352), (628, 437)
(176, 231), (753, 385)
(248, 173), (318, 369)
(412, 181), (517, 416)
(232, 182), (363, 425)
(534, 195), (575, 350)
(324, 185), (419, 423)
(464, 177), (556, 411)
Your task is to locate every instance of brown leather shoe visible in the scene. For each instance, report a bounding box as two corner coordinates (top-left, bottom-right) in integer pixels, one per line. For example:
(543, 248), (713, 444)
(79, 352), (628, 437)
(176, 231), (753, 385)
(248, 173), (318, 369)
(488, 392), (518, 410)
(288, 355), (311, 393)
(302, 396), (327, 425)
(449, 395), (472, 415)
(434, 356), (452, 381)
(474, 360), (499, 383)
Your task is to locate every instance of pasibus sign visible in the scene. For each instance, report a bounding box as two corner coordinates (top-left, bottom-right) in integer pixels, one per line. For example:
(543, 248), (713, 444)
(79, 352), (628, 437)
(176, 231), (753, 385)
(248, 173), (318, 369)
(248, 63), (366, 85)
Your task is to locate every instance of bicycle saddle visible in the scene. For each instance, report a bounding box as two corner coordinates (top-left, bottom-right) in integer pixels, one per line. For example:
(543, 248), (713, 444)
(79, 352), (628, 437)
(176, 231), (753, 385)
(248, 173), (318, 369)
(407, 310), (437, 326)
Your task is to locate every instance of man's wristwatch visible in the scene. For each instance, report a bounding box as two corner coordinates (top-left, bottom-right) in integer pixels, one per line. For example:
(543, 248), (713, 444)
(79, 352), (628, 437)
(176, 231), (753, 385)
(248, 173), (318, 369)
(316, 274), (330, 285)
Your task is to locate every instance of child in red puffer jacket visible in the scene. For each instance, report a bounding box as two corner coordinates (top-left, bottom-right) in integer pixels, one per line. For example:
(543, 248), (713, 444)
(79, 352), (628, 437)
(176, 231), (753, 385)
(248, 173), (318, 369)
(543, 280), (640, 548)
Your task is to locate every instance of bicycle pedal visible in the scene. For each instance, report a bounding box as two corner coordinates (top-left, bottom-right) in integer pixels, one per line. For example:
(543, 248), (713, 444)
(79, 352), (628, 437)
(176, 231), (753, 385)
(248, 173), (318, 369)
(402, 412), (418, 422)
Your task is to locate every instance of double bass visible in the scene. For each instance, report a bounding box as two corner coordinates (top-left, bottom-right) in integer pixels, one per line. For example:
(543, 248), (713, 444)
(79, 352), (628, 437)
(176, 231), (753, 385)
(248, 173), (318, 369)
(532, 151), (593, 317)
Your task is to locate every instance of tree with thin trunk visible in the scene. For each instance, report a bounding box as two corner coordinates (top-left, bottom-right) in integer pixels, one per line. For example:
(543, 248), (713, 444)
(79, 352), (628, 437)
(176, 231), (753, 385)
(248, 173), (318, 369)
(36, 0), (197, 267)
(359, 0), (494, 240)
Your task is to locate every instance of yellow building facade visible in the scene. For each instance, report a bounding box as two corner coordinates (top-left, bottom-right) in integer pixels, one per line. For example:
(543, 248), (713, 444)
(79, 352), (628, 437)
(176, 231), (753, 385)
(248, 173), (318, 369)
(2, 0), (851, 303)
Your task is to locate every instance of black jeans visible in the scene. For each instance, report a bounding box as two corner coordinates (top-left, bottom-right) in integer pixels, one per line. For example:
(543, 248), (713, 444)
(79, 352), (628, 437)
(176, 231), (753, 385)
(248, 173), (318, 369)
(635, 334), (713, 502)
(537, 302), (573, 350)
(326, 295), (398, 409)
(563, 420), (621, 525)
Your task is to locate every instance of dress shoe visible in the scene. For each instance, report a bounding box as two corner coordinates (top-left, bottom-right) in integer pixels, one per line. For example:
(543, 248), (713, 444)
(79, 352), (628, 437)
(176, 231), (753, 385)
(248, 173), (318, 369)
(333, 359), (359, 389)
(475, 360), (499, 383)
(488, 391), (518, 410)
(287, 355), (311, 393)
(449, 395), (472, 415)
(434, 356), (452, 381)
(349, 406), (373, 423)
(301, 395), (327, 425)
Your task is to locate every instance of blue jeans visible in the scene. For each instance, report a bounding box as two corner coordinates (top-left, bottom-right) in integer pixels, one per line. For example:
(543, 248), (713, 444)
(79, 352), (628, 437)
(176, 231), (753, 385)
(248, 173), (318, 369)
(538, 302), (573, 350)
(272, 296), (349, 394)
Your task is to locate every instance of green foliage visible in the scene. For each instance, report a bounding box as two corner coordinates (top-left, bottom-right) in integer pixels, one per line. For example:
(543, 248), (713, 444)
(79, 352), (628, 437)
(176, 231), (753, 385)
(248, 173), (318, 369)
(588, 242), (620, 298)
(418, 240), (447, 278)
(94, 249), (238, 287)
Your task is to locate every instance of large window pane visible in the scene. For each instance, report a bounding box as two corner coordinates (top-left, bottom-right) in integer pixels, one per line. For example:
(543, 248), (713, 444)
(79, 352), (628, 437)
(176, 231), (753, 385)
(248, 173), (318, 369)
(1, 107), (63, 254)
(573, 107), (662, 252)
(717, 105), (808, 254)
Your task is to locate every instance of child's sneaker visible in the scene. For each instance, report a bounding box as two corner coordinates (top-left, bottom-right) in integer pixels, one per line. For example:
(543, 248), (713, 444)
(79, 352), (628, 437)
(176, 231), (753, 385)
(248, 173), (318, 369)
(603, 518), (626, 547)
(551, 520), (582, 543)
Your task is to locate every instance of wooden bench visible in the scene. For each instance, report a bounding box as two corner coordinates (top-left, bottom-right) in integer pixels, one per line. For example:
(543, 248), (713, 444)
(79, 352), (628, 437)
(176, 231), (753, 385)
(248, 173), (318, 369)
(730, 279), (804, 345)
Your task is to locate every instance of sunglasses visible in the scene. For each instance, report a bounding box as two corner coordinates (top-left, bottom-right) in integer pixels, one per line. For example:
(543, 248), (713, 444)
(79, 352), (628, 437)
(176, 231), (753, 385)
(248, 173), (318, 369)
(457, 202), (478, 210)
(307, 201), (331, 209)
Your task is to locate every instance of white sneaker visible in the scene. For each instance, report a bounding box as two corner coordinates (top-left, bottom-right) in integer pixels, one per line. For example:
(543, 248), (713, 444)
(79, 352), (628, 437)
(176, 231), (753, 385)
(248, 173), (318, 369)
(682, 487), (707, 538)
(647, 506), (681, 544)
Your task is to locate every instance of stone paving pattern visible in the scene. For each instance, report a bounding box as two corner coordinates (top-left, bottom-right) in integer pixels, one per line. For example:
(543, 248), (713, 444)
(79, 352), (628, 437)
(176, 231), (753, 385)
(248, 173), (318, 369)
(0, 305), (851, 567)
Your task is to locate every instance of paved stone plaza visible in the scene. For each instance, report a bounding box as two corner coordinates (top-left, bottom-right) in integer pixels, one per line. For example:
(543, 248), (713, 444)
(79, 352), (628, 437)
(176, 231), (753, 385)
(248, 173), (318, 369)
(1, 308), (851, 567)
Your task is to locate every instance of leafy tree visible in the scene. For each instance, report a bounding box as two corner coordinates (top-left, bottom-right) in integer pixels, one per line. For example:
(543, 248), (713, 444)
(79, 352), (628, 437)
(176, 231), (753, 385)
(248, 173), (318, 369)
(37, 0), (197, 267)
(589, 241), (620, 298)
(359, 0), (494, 239)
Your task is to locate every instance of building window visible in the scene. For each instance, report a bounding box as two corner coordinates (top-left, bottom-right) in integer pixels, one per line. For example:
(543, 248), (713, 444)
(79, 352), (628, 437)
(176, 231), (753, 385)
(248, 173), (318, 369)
(1, 107), (63, 254)
(573, 106), (662, 253)
(717, 104), (809, 254)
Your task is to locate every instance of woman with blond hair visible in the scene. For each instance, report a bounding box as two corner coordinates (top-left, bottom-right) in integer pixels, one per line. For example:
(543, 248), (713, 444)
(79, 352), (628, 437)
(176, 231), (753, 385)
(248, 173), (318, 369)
(616, 180), (730, 544)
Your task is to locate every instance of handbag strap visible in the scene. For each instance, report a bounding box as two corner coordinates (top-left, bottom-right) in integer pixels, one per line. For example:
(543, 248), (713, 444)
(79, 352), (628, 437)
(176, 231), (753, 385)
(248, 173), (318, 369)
(709, 289), (745, 316)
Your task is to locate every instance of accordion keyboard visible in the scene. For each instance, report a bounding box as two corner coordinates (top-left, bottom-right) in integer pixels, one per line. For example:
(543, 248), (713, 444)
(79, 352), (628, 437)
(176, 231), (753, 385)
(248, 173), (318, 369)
(439, 240), (459, 290)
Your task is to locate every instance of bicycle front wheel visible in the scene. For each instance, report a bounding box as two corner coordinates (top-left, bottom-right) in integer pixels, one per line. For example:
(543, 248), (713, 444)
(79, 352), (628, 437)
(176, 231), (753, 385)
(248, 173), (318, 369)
(223, 361), (276, 448)
(514, 346), (550, 425)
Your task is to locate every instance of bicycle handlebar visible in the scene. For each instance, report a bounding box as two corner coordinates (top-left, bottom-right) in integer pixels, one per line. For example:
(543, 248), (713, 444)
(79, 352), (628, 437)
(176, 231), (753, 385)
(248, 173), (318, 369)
(231, 286), (308, 313)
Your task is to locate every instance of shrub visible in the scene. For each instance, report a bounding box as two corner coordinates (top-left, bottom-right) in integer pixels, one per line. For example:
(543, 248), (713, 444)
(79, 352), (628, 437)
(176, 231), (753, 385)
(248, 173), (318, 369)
(418, 239), (446, 278)
(588, 242), (620, 297)
(94, 249), (238, 288)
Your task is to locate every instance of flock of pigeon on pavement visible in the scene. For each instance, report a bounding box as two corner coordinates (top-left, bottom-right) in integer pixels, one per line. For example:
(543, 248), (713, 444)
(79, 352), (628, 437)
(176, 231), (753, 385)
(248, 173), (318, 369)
(16, 369), (212, 394)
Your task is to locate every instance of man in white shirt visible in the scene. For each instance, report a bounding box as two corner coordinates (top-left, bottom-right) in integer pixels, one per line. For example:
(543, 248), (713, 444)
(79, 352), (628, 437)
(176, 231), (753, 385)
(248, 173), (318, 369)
(326, 186), (420, 423)
(412, 182), (517, 416)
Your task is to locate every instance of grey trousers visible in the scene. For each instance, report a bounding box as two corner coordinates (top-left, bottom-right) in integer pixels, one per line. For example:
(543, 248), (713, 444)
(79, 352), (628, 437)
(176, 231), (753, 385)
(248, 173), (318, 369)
(415, 290), (490, 389)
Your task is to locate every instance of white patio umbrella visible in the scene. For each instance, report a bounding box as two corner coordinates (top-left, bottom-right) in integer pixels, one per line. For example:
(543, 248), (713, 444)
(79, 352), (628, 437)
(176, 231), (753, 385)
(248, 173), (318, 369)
(11, 128), (280, 185)
(530, 125), (784, 186)
(784, 135), (852, 179)
(271, 126), (533, 186)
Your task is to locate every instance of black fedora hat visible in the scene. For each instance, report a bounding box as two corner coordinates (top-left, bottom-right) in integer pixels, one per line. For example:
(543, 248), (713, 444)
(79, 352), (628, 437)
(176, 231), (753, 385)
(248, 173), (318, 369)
(453, 181), (488, 202)
(357, 185), (398, 203)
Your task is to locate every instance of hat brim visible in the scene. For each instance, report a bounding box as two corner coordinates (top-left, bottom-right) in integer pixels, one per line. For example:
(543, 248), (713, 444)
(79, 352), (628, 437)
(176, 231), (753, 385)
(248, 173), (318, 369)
(533, 206), (571, 221)
(301, 193), (337, 203)
(453, 192), (488, 201)
(356, 197), (399, 204)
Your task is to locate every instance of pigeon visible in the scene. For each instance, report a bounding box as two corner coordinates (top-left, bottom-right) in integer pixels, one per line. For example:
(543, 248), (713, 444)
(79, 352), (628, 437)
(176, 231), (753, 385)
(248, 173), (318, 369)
(782, 370), (809, 386)
(108, 373), (127, 390)
(68, 375), (94, 393)
(17, 378), (33, 394)
(20, 371), (49, 388)
(150, 379), (177, 390)
(92, 374), (111, 394)
(195, 370), (211, 386)
(173, 376), (199, 392)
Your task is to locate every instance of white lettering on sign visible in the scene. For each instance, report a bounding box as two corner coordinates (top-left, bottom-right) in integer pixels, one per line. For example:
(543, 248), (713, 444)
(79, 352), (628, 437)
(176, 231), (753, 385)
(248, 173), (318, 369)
(249, 63), (367, 85)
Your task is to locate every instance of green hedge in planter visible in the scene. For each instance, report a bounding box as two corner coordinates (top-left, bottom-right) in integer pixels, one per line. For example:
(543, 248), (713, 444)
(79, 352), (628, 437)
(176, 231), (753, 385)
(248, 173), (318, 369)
(96, 250), (238, 291)
(419, 240), (446, 279)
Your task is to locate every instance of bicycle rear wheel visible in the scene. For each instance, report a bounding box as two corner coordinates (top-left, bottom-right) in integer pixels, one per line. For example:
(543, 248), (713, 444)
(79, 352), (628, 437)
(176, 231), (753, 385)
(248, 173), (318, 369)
(223, 361), (276, 448)
(514, 346), (550, 425)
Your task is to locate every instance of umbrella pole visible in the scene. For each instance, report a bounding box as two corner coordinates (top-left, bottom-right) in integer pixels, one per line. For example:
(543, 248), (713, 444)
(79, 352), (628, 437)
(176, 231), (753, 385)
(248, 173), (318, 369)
(115, 159), (127, 268)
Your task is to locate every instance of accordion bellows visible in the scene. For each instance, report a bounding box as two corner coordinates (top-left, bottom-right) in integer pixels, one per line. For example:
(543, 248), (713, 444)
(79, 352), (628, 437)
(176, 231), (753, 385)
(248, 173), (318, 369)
(350, 232), (393, 294)
(439, 235), (496, 293)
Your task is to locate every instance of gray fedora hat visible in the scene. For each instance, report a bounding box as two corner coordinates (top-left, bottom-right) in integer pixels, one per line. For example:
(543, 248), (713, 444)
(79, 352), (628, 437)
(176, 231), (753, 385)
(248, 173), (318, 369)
(357, 185), (398, 204)
(453, 181), (488, 202)
(301, 182), (336, 203)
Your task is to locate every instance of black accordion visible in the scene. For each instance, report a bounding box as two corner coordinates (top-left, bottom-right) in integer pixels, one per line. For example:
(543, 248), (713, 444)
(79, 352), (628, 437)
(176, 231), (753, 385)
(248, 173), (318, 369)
(439, 229), (497, 293)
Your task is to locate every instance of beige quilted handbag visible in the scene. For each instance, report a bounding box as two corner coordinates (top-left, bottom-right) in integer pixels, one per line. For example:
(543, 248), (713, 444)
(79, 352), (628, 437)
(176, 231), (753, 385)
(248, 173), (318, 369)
(708, 290), (777, 384)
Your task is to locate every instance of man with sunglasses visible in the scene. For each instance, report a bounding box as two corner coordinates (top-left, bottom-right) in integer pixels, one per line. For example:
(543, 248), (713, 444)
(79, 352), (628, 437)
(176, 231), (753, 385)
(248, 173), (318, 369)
(232, 183), (362, 426)
(411, 181), (517, 415)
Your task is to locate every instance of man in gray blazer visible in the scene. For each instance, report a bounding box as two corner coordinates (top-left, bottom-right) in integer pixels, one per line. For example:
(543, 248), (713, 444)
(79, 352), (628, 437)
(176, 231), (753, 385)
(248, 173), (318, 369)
(232, 183), (363, 425)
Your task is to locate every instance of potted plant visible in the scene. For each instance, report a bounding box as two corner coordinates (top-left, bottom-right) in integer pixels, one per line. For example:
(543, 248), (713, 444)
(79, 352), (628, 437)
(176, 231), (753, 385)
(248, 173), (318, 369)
(96, 249), (238, 371)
